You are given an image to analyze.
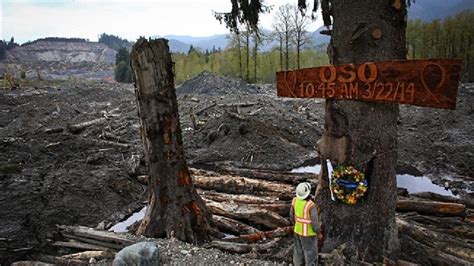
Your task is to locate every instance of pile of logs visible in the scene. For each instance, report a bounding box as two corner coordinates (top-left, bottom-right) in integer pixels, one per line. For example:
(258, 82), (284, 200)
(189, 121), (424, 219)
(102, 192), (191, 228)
(28, 167), (473, 264)
(191, 167), (474, 265)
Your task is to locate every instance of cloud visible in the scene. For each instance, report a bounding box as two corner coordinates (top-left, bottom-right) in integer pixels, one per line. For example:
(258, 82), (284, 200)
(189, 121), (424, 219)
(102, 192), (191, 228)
(2, 0), (322, 44)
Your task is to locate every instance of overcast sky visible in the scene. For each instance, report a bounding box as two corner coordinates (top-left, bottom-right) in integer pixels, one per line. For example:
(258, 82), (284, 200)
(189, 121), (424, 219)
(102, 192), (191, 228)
(2, 0), (323, 44)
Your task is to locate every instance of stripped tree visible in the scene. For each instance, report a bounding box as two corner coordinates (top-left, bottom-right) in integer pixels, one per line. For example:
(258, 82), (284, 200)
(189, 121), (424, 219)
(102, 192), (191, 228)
(130, 38), (213, 243)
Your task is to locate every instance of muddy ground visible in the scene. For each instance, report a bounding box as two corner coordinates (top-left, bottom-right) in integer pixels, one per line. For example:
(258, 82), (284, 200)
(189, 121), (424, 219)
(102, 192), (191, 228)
(0, 72), (472, 263)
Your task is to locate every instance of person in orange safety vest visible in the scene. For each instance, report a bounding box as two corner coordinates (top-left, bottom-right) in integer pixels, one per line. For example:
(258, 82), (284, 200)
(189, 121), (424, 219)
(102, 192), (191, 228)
(290, 182), (322, 266)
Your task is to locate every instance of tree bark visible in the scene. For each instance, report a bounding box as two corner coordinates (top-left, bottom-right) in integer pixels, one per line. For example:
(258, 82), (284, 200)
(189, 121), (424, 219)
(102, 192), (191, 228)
(316, 0), (407, 261)
(130, 38), (212, 243)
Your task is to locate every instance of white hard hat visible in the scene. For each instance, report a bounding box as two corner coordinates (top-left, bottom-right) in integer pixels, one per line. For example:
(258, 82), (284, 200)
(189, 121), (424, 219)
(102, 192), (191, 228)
(296, 182), (311, 200)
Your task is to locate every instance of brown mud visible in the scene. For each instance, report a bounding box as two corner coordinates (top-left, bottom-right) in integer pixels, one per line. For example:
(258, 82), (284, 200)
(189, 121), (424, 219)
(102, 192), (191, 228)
(0, 72), (472, 263)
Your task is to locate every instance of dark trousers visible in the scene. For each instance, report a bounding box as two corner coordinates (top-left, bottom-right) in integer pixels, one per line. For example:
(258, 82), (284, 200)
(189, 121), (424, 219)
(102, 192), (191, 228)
(293, 234), (318, 266)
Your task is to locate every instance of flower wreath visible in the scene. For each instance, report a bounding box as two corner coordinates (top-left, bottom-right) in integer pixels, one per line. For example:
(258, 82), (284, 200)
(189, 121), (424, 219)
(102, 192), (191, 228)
(331, 165), (368, 205)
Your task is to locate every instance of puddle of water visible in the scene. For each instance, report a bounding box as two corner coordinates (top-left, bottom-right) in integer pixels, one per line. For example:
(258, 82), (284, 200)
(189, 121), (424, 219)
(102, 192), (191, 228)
(291, 165), (321, 174)
(109, 207), (146, 233)
(290, 164), (457, 198)
(397, 174), (456, 197)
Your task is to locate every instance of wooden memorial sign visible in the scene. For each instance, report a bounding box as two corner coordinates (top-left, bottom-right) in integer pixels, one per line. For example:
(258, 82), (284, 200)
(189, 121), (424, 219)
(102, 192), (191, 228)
(277, 59), (462, 109)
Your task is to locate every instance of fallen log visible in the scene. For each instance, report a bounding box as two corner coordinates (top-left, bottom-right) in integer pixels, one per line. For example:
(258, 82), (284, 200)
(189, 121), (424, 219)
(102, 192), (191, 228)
(198, 189), (283, 204)
(62, 250), (115, 260)
(93, 139), (131, 149)
(247, 203), (290, 217)
(205, 200), (290, 229)
(192, 171), (294, 199)
(213, 215), (260, 235)
(58, 225), (140, 248)
(52, 240), (110, 251)
(36, 255), (88, 266)
(62, 233), (124, 250)
(195, 103), (217, 115)
(208, 238), (280, 254)
(12, 261), (55, 266)
(399, 214), (474, 239)
(67, 118), (108, 134)
(223, 226), (293, 243)
(99, 131), (128, 144)
(201, 166), (314, 185)
(396, 218), (474, 262)
(396, 199), (466, 217)
(217, 102), (258, 108)
(44, 127), (64, 134)
(427, 247), (474, 265)
(411, 192), (474, 209)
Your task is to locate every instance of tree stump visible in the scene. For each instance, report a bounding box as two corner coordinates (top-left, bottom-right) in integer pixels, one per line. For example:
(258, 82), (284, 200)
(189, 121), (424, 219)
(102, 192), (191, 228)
(130, 38), (212, 243)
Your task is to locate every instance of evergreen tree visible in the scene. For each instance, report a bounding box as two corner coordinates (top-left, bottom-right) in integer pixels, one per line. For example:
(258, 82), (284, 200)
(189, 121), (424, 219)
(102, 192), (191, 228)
(114, 47), (132, 83)
(99, 33), (132, 51)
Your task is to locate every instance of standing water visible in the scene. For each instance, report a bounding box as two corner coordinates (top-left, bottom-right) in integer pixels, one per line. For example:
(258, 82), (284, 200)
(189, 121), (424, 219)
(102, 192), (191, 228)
(109, 207), (147, 233)
(291, 164), (457, 197)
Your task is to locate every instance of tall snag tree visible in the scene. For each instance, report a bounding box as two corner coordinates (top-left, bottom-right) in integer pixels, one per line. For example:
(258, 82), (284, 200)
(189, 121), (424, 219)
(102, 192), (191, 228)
(236, 0), (411, 261)
(292, 4), (312, 70)
(214, 0), (270, 80)
(273, 4), (295, 71)
(130, 38), (213, 243)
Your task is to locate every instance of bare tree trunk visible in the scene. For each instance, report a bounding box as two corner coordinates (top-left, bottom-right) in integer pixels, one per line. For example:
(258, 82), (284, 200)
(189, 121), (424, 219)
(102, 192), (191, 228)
(130, 38), (212, 244)
(253, 31), (258, 83)
(246, 28), (250, 81)
(285, 33), (289, 70)
(297, 39), (301, 69)
(237, 32), (243, 78)
(279, 38), (284, 71)
(316, 0), (407, 261)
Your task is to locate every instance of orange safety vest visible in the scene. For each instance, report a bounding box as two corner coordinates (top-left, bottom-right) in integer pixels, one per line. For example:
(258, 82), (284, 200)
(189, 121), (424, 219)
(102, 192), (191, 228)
(292, 197), (317, 236)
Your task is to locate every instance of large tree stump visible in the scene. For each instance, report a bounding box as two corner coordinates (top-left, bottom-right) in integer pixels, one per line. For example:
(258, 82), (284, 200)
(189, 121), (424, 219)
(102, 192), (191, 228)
(130, 38), (212, 243)
(316, 0), (407, 261)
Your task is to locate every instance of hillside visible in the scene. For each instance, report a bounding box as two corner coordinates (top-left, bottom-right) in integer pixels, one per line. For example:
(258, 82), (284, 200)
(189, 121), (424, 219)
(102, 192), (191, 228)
(7, 41), (116, 64)
(2, 41), (116, 80)
(409, 0), (473, 21)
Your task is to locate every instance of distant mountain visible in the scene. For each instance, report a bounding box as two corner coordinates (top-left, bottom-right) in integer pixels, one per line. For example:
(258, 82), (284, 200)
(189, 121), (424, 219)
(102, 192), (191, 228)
(153, 34), (229, 53)
(192, 35), (230, 51)
(167, 39), (191, 53)
(160, 1), (472, 53)
(312, 26), (330, 46)
(408, 0), (473, 21)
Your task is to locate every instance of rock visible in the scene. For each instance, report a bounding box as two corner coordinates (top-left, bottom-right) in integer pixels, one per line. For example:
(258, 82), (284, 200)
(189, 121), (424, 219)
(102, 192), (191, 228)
(113, 241), (160, 266)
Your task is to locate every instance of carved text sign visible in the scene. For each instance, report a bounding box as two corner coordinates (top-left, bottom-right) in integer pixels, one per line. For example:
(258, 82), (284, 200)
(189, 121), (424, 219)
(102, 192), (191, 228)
(277, 59), (462, 109)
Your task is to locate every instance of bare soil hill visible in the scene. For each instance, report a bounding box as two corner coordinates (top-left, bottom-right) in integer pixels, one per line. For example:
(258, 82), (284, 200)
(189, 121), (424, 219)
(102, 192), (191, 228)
(2, 41), (116, 81)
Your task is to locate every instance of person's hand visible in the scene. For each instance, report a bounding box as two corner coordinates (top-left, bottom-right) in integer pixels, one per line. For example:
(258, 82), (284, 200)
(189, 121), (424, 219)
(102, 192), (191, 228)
(318, 232), (323, 240)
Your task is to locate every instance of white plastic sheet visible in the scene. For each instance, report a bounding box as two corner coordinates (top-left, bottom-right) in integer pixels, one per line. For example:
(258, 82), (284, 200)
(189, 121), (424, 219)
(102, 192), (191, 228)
(326, 159), (336, 201)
